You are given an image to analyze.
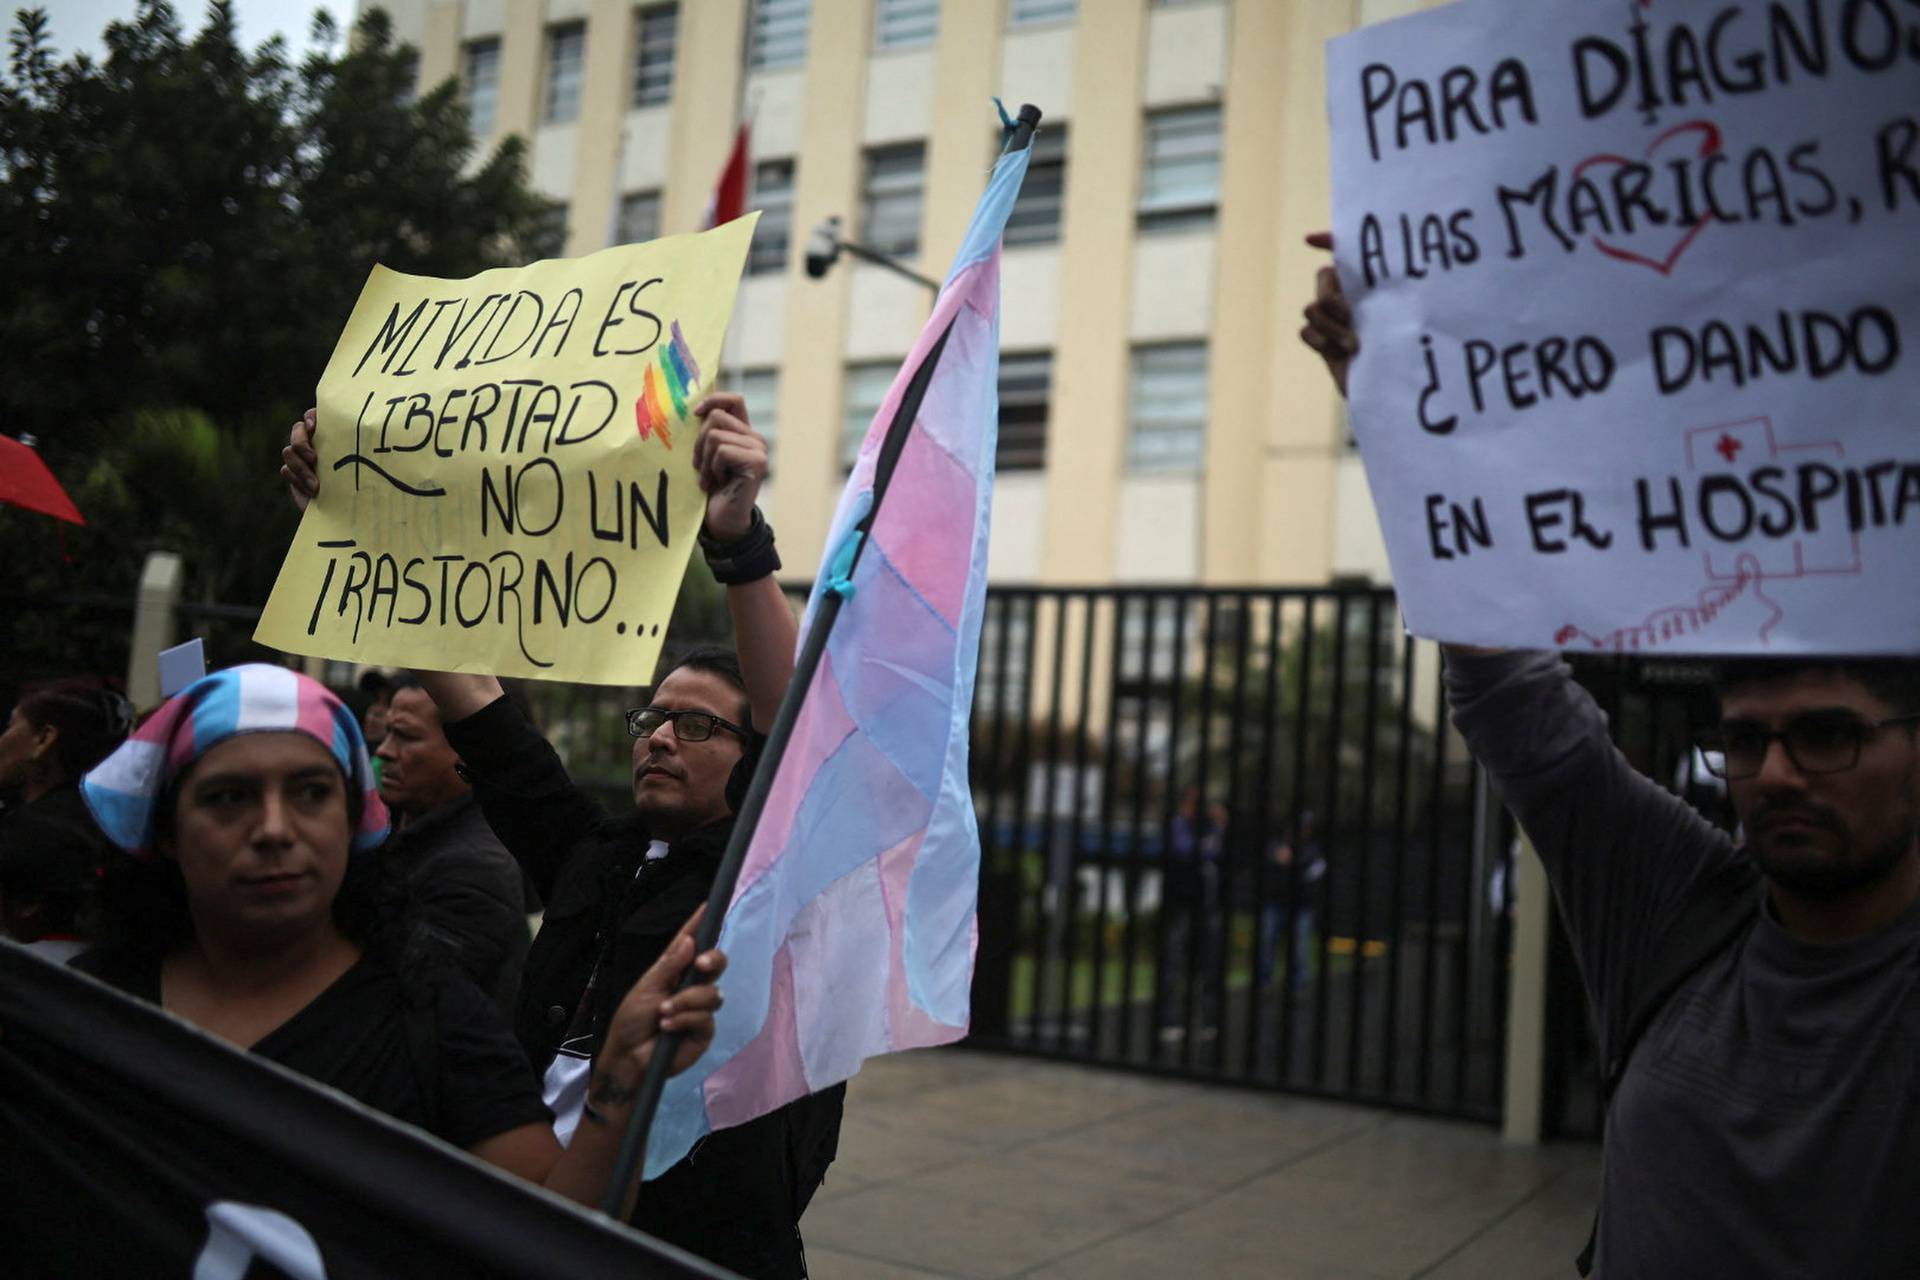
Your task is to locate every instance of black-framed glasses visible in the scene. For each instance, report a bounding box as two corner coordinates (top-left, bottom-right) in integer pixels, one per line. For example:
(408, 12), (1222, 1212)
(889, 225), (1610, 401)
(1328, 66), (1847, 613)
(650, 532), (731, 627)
(1695, 712), (1920, 780)
(624, 706), (751, 743)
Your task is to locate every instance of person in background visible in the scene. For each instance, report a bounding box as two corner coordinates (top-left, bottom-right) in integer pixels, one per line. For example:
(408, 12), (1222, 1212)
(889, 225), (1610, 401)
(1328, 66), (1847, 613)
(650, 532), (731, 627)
(1257, 811), (1326, 992)
(0, 680), (131, 949)
(359, 671), (395, 786)
(0, 680), (132, 835)
(374, 675), (529, 1014)
(1158, 786), (1226, 1041)
(0, 808), (102, 962)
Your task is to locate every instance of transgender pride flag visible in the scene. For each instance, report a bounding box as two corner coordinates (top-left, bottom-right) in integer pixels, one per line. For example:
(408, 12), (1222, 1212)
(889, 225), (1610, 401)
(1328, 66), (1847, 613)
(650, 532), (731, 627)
(642, 118), (1035, 1178)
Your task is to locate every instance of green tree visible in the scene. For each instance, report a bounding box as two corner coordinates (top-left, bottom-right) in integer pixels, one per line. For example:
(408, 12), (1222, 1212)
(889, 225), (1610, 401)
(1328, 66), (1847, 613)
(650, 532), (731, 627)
(0, 1), (560, 678)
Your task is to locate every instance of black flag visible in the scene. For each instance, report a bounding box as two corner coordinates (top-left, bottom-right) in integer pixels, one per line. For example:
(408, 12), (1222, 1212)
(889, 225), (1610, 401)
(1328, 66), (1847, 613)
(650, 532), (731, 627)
(0, 942), (734, 1278)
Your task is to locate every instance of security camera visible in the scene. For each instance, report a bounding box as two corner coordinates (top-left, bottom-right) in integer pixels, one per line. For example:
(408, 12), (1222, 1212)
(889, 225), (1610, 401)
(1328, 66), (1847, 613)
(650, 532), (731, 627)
(804, 217), (843, 279)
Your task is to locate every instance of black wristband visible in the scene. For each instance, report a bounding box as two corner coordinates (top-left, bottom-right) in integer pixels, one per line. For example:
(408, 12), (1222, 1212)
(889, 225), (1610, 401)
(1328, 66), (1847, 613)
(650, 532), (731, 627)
(700, 506), (782, 585)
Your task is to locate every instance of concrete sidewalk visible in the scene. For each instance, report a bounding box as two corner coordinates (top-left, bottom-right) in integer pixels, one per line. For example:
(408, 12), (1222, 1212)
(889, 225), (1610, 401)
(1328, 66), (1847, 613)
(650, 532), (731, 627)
(802, 1049), (1599, 1280)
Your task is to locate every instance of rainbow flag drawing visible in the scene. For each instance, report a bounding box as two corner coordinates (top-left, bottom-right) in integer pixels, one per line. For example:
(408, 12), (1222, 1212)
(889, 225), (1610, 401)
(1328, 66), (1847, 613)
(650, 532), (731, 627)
(636, 320), (703, 448)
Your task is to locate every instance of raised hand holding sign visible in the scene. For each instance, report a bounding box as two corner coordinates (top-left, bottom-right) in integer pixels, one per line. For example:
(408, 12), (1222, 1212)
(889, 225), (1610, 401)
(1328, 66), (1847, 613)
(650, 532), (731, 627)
(257, 218), (757, 684)
(1328, 0), (1919, 654)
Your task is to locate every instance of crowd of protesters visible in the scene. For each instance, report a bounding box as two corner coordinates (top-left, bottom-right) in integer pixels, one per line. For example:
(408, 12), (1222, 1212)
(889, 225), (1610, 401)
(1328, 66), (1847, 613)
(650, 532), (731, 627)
(7, 242), (1920, 1279)
(2, 393), (833, 1277)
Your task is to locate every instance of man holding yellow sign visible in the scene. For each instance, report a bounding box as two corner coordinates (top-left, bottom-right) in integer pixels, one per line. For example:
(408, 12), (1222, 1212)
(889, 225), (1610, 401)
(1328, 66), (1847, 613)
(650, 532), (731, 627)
(259, 217), (758, 686)
(275, 218), (841, 1278)
(282, 386), (831, 1278)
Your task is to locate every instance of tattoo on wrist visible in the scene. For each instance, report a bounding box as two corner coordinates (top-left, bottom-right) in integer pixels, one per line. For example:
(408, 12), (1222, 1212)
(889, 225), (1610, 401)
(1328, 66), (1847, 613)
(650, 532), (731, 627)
(588, 1074), (640, 1110)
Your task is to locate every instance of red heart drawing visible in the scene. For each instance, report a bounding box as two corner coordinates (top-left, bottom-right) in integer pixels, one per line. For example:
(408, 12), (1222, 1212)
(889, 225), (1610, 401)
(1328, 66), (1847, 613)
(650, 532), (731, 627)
(1571, 119), (1721, 275)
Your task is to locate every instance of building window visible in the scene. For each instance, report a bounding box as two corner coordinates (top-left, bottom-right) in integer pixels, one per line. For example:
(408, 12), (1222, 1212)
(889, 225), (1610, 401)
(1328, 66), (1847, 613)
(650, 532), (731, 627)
(747, 160), (795, 274)
(1004, 124), (1066, 246)
(860, 143), (924, 259)
(536, 203), (571, 257)
(841, 362), (895, 468)
(875, 0), (937, 48)
(632, 4), (678, 107)
(1009, 0), (1076, 26)
(734, 368), (779, 462)
(1127, 342), (1209, 473)
(616, 191), (660, 244)
(543, 22), (587, 125)
(395, 51), (420, 106)
(462, 39), (500, 137)
(1138, 105), (1221, 232)
(997, 352), (1050, 472)
(749, 0), (809, 70)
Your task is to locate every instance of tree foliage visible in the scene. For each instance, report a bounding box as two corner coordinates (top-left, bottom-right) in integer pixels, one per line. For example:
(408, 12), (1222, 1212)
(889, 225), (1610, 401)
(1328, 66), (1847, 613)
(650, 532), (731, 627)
(0, 1), (561, 677)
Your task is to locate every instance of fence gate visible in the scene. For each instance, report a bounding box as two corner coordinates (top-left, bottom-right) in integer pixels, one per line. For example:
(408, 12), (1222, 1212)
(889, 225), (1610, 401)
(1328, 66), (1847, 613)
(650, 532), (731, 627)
(962, 585), (1514, 1124)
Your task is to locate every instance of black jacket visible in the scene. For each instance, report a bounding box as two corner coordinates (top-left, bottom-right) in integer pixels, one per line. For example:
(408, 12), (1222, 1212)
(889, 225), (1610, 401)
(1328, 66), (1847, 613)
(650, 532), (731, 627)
(380, 790), (528, 1016)
(444, 697), (843, 1280)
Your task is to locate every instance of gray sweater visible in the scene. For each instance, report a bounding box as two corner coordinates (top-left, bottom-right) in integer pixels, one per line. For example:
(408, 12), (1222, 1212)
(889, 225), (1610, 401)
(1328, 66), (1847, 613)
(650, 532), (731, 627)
(1447, 650), (1920, 1278)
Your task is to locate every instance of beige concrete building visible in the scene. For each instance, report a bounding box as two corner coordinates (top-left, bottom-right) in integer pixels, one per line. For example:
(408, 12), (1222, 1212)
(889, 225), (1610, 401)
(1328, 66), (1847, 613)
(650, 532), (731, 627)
(377, 0), (1434, 588)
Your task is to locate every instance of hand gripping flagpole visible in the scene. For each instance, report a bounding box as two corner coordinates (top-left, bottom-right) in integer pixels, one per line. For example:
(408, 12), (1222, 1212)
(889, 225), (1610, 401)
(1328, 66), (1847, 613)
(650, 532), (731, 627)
(602, 102), (1044, 1221)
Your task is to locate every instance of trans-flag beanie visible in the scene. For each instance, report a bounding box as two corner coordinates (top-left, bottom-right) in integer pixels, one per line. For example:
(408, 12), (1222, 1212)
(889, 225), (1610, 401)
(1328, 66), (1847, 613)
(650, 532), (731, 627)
(81, 664), (389, 859)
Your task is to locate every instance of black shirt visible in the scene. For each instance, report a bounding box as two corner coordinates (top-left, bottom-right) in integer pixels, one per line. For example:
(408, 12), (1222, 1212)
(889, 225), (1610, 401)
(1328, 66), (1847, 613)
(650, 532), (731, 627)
(73, 948), (551, 1151)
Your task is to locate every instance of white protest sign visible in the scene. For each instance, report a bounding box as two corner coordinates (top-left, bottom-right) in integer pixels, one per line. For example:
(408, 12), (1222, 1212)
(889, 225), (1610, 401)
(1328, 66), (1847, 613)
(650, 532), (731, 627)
(1329, 0), (1920, 654)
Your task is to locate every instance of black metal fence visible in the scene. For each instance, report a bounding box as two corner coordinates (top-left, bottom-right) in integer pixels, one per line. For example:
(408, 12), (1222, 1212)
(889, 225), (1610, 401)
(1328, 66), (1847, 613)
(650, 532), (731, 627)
(960, 585), (1514, 1123)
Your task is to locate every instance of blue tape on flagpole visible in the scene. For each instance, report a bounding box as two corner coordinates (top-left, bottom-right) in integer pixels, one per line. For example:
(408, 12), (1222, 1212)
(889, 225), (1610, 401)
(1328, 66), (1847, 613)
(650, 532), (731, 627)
(823, 492), (874, 600)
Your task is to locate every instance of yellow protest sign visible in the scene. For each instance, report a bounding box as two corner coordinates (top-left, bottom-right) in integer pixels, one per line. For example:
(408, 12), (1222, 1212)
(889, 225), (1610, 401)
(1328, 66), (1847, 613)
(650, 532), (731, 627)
(256, 215), (758, 685)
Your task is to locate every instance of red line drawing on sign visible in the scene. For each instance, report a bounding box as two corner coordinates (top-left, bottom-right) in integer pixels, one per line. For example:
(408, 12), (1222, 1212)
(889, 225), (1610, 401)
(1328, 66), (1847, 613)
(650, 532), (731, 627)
(1554, 554), (1779, 652)
(1550, 415), (1862, 652)
(1571, 120), (1722, 275)
(1684, 414), (1862, 588)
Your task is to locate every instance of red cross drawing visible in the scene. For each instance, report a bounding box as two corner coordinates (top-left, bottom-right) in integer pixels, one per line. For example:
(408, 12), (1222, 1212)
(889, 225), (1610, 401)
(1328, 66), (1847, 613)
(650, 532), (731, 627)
(1715, 432), (1743, 463)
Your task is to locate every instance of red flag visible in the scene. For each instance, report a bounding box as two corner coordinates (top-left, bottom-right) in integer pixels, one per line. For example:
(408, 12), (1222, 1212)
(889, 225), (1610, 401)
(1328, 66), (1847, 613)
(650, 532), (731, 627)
(705, 122), (751, 229)
(0, 434), (85, 525)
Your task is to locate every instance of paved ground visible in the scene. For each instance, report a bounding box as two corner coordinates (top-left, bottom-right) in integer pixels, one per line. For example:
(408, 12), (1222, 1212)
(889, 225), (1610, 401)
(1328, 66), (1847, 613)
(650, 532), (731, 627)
(802, 1048), (1600, 1280)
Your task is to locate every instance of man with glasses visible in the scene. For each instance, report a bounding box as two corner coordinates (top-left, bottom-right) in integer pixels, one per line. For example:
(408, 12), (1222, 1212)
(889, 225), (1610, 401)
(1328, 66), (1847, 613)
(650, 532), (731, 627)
(1303, 245), (1920, 1276)
(281, 392), (843, 1280)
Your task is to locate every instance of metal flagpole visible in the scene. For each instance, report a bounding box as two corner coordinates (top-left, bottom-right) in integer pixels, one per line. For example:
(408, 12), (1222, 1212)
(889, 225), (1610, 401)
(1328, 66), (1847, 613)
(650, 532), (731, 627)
(600, 102), (1043, 1220)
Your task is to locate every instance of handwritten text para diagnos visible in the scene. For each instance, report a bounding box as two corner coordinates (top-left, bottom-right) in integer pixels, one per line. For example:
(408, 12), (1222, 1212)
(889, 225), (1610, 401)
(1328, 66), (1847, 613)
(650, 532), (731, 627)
(1358, 0), (1920, 163)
